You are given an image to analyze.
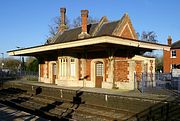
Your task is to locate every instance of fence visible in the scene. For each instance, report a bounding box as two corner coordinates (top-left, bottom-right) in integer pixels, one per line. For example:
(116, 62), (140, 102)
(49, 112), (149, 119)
(135, 72), (180, 93)
(0, 70), (38, 81)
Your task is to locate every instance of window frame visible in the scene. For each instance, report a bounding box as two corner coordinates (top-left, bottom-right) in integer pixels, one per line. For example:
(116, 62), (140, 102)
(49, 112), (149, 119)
(59, 58), (68, 77)
(70, 58), (76, 77)
(59, 57), (77, 79)
(171, 50), (176, 58)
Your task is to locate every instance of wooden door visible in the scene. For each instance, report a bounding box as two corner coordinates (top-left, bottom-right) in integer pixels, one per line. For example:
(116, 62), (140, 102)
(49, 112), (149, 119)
(95, 62), (103, 88)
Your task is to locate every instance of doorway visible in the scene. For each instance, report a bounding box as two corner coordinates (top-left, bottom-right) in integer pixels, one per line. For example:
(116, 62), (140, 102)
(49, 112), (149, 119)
(95, 62), (103, 88)
(52, 63), (56, 84)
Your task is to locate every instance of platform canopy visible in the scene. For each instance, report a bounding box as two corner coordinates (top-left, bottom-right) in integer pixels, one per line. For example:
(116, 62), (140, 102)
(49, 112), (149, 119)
(7, 35), (170, 56)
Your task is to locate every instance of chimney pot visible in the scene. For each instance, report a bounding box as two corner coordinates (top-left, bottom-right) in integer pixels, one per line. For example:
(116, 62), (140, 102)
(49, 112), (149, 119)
(168, 35), (172, 46)
(60, 8), (66, 13)
(58, 8), (66, 33)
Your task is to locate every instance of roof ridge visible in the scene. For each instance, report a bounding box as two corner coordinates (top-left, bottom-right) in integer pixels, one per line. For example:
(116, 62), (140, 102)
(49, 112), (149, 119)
(67, 22), (99, 31)
(101, 19), (120, 25)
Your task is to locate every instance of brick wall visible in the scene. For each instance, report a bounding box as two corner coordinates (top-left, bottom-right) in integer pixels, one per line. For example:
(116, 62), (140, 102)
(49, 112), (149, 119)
(86, 59), (91, 80)
(163, 50), (170, 73)
(164, 49), (180, 73)
(121, 25), (134, 39)
(47, 62), (49, 78)
(114, 60), (129, 82)
(104, 59), (108, 81)
(170, 49), (180, 67)
(113, 57), (129, 82)
(40, 64), (44, 77)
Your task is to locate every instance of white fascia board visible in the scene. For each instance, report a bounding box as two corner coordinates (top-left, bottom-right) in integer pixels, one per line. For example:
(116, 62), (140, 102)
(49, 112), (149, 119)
(8, 36), (107, 56)
(105, 36), (170, 51)
(8, 36), (170, 56)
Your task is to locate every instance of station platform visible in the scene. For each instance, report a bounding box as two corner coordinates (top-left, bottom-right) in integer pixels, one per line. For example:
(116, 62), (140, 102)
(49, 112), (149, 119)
(2, 80), (175, 101)
(0, 80), (179, 120)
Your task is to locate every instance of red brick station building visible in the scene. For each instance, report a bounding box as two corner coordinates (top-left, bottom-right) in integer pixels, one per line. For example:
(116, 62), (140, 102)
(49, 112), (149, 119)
(164, 36), (180, 73)
(8, 8), (169, 90)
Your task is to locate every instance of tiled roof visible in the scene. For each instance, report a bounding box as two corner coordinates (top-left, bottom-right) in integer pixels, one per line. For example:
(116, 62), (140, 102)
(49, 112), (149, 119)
(50, 13), (135, 44)
(171, 40), (180, 49)
(53, 20), (120, 44)
(95, 20), (119, 36)
(54, 23), (98, 43)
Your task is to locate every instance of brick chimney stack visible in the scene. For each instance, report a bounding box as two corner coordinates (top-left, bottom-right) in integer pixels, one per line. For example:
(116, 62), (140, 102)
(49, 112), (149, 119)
(168, 35), (172, 46)
(58, 8), (66, 33)
(81, 10), (88, 33)
(78, 10), (90, 39)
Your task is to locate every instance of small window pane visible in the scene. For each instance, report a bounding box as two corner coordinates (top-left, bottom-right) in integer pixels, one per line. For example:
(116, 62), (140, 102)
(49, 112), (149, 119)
(171, 50), (176, 57)
(96, 63), (103, 76)
(71, 59), (75, 62)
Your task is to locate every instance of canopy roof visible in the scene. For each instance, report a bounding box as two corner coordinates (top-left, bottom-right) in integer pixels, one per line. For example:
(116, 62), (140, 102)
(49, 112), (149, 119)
(8, 35), (170, 56)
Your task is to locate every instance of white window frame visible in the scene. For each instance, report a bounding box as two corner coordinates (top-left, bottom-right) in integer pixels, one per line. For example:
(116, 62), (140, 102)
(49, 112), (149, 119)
(70, 58), (76, 77)
(59, 58), (68, 77)
(59, 57), (77, 79)
(171, 50), (176, 58)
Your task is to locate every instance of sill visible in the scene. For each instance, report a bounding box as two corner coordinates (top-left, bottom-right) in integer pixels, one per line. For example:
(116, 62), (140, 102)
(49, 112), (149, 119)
(171, 56), (176, 58)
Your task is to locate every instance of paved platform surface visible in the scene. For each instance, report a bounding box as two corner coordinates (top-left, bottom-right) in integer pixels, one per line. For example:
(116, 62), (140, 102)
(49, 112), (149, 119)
(9, 80), (177, 101)
(0, 103), (48, 121)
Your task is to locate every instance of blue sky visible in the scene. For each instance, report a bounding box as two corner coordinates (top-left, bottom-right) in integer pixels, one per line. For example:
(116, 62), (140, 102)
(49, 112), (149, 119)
(0, 0), (180, 57)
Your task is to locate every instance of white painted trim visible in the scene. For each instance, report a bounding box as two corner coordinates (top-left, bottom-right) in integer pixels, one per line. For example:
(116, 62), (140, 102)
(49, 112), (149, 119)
(8, 36), (170, 56)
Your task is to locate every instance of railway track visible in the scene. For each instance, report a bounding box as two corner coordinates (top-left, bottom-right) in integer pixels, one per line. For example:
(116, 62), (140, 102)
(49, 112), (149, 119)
(0, 88), (135, 121)
(0, 87), (179, 121)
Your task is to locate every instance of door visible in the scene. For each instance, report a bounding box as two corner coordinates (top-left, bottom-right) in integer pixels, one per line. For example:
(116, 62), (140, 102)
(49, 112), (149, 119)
(95, 62), (103, 88)
(52, 63), (56, 84)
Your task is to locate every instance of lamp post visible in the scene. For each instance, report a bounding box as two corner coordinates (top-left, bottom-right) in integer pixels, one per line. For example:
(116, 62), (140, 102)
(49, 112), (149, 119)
(16, 46), (24, 76)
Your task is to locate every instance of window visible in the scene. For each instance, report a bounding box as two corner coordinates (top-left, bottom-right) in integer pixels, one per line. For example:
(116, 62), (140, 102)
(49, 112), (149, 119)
(59, 57), (76, 78)
(70, 59), (75, 77)
(96, 62), (104, 76)
(171, 50), (176, 58)
(171, 64), (176, 69)
(60, 58), (67, 77)
(53, 63), (56, 75)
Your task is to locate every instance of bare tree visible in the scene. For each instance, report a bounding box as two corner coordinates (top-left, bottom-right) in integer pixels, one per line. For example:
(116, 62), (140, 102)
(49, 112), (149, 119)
(141, 31), (158, 43)
(47, 15), (98, 40)
(48, 16), (70, 37)
(2, 57), (20, 70)
(73, 16), (99, 28)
